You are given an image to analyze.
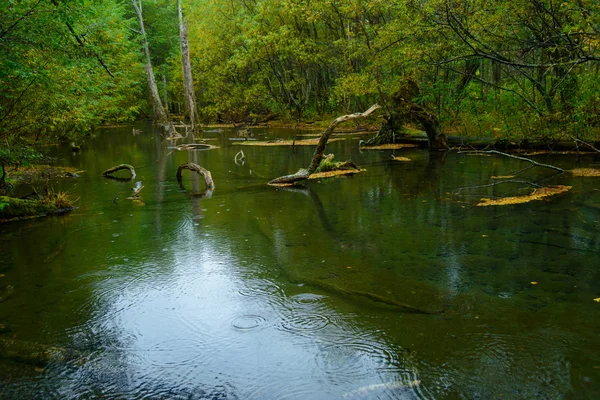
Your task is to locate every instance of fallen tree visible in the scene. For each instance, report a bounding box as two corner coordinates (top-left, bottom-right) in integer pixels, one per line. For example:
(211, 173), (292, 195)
(269, 104), (381, 185)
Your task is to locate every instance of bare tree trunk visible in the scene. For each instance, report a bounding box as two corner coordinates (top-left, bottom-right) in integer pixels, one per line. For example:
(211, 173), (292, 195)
(131, 0), (168, 124)
(178, 0), (197, 133)
(162, 67), (169, 113)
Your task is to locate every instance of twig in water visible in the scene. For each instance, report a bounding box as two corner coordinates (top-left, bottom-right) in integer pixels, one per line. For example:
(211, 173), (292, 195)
(453, 179), (542, 195)
(464, 150), (564, 172)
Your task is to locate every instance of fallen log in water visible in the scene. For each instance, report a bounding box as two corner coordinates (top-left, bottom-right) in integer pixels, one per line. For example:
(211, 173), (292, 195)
(269, 104), (381, 185)
(292, 277), (443, 314)
(102, 164), (136, 180)
(0, 285), (14, 303)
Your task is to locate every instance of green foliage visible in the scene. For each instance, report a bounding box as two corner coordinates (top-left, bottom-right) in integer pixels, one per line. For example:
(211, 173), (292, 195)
(0, 0), (142, 144)
(1, 0), (599, 141)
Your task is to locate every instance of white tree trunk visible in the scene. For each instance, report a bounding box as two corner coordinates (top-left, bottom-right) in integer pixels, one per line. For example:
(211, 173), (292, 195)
(131, 0), (168, 123)
(178, 0), (197, 132)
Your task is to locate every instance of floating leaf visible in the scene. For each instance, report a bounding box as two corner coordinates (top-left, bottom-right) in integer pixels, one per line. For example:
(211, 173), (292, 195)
(361, 144), (419, 150)
(392, 156), (411, 162)
(490, 175), (515, 179)
(476, 185), (571, 206)
(531, 282), (538, 285)
(569, 168), (600, 177)
(236, 138), (344, 146)
(594, 298), (600, 303)
(308, 169), (365, 179)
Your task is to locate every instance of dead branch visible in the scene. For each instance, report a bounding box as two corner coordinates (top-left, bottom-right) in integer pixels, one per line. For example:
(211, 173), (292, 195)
(463, 150), (564, 172)
(176, 162), (215, 192)
(269, 104), (381, 185)
(572, 137), (600, 154)
(453, 180), (542, 195)
(129, 183), (144, 198)
(234, 150), (245, 165)
(102, 164), (136, 179)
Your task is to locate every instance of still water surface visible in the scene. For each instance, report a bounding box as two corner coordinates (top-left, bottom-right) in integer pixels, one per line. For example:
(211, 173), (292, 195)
(1, 125), (599, 399)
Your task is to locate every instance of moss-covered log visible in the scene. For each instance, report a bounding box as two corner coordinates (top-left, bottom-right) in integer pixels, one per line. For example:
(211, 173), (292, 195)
(0, 196), (65, 220)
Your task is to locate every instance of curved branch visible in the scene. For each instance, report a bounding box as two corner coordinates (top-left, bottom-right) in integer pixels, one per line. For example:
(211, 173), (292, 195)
(176, 162), (215, 193)
(102, 164), (136, 179)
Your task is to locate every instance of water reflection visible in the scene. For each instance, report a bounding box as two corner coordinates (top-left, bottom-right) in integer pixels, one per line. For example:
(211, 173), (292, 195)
(0, 124), (599, 398)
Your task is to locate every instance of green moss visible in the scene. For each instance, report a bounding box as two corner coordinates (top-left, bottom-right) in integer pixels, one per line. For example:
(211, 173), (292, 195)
(0, 196), (62, 219)
(315, 154), (358, 173)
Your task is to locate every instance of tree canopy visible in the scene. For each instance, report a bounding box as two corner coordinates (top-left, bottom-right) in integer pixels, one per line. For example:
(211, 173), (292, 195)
(1, 0), (599, 145)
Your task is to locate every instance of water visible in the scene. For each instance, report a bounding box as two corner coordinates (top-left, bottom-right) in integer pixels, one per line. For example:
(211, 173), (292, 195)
(1, 124), (599, 399)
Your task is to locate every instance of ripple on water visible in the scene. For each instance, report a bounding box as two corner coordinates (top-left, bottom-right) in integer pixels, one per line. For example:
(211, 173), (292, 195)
(140, 338), (204, 367)
(245, 377), (330, 400)
(237, 278), (286, 307)
(231, 314), (269, 330)
(315, 340), (404, 384)
(288, 292), (328, 305)
(420, 329), (582, 398)
(278, 313), (331, 334)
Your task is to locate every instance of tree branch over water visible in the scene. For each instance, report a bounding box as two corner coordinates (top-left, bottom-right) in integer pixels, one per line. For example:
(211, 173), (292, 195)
(459, 150), (564, 172)
(269, 104), (381, 185)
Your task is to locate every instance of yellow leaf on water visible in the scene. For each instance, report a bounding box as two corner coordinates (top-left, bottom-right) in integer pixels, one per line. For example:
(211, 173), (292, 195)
(531, 282), (538, 285)
(476, 185), (571, 206)
(346, 266), (352, 269)
(482, 234), (488, 238)
(594, 298), (600, 302)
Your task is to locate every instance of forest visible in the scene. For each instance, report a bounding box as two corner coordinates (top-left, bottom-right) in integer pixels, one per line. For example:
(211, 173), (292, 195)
(2, 2), (600, 397)
(1, 0), (599, 149)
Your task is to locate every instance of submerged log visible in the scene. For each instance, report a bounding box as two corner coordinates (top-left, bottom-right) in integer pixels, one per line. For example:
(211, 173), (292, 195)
(176, 162), (215, 192)
(102, 164), (136, 180)
(269, 104), (381, 185)
(0, 285), (14, 303)
(0, 337), (81, 366)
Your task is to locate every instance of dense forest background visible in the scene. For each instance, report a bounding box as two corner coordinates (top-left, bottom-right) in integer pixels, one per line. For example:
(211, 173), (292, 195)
(1, 0), (599, 147)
